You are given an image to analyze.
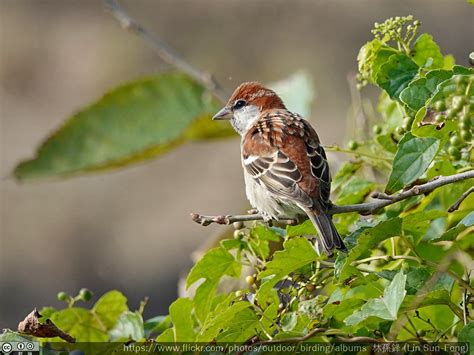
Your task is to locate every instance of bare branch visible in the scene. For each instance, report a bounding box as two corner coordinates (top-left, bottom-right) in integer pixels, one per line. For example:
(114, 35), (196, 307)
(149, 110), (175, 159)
(104, 0), (228, 102)
(18, 308), (75, 343)
(252, 327), (327, 345)
(448, 186), (474, 212)
(191, 170), (474, 225)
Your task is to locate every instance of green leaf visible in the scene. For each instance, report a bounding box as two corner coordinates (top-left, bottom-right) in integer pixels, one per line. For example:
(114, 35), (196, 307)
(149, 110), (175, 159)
(50, 308), (109, 342)
(269, 71), (315, 118)
(92, 290), (129, 330)
(376, 54), (419, 100)
(186, 247), (241, 288)
(109, 311), (144, 341)
(280, 312), (298, 332)
(143, 315), (171, 337)
(410, 34), (444, 69)
(332, 161), (362, 191)
(458, 323), (474, 353)
(197, 301), (251, 342)
(375, 133), (398, 153)
(185, 246), (241, 323)
(402, 210), (446, 244)
(435, 211), (474, 242)
(155, 328), (174, 342)
(14, 72), (224, 181)
(193, 279), (218, 325)
(399, 69), (453, 111)
(377, 92), (404, 129)
(345, 270), (406, 326)
(339, 218), (402, 280)
(358, 39), (398, 82)
(257, 237), (319, 305)
(169, 298), (195, 342)
(0, 330), (32, 342)
(216, 308), (259, 343)
(286, 219), (315, 237)
(335, 177), (376, 205)
(386, 133), (439, 193)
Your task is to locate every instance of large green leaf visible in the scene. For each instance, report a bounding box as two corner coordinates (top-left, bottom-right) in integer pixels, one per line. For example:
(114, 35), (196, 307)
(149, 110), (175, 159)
(344, 270), (407, 326)
(335, 177), (376, 205)
(13, 72), (229, 181)
(257, 237), (319, 305)
(376, 54), (419, 100)
(197, 300), (251, 342)
(399, 69), (453, 111)
(92, 290), (129, 330)
(357, 39), (398, 83)
(50, 308), (109, 342)
(386, 133), (439, 193)
(216, 308), (260, 343)
(410, 34), (444, 69)
(458, 323), (474, 354)
(186, 247), (241, 323)
(169, 298), (196, 342)
(109, 311), (144, 341)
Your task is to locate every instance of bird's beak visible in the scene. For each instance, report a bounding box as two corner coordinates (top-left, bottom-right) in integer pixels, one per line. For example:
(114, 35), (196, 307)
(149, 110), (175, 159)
(212, 106), (232, 120)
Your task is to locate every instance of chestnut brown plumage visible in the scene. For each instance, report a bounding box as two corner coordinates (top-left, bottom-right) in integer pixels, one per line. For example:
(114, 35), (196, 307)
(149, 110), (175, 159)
(213, 82), (346, 254)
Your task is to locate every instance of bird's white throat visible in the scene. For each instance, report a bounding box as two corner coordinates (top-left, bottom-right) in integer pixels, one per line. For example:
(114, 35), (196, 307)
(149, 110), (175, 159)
(231, 105), (260, 135)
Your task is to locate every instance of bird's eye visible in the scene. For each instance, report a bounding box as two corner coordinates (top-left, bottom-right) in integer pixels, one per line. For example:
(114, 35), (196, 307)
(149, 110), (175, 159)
(234, 99), (247, 110)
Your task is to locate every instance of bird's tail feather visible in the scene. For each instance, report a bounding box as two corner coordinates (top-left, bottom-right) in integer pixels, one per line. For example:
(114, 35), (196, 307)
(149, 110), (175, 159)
(306, 208), (347, 255)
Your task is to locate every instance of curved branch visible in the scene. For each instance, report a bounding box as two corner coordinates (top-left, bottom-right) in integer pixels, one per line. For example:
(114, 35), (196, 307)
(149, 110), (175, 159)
(104, 0), (228, 102)
(191, 170), (474, 226)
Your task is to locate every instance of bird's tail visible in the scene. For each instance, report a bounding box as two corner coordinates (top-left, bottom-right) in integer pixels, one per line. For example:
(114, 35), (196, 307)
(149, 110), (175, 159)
(305, 207), (347, 255)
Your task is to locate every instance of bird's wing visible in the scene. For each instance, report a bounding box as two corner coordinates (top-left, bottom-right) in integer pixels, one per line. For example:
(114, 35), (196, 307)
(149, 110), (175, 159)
(241, 109), (332, 211)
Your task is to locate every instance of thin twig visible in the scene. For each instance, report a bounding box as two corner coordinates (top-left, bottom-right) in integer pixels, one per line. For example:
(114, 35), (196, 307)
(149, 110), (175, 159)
(252, 327), (327, 345)
(104, 0), (228, 102)
(353, 255), (420, 265)
(191, 170), (474, 225)
(448, 186), (474, 212)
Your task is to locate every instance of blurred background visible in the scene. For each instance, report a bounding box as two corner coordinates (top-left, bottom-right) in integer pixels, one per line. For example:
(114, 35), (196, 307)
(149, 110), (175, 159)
(0, 0), (472, 328)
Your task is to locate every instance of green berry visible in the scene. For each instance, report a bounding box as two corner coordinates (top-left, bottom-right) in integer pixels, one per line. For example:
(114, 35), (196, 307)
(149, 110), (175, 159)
(417, 330), (427, 337)
(395, 127), (405, 136)
(305, 284), (315, 292)
(446, 108), (456, 119)
(460, 111), (471, 124)
(402, 117), (413, 131)
(434, 114), (444, 123)
(460, 130), (472, 142)
(373, 125), (382, 135)
(278, 303), (285, 311)
(235, 290), (243, 297)
(454, 76), (467, 85)
(233, 230), (244, 240)
(79, 288), (93, 302)
(448, 146), (461, 160)
(245, 275), (255, 285)
(57, 291), (69, 302)
(347, 140), (358, 150)
(434, 101), (446, 111)
(450, 135), (462, 147)
(233, 221), (244, 230)
(452, 96), (467, 112)
(459, 121), (470, 130)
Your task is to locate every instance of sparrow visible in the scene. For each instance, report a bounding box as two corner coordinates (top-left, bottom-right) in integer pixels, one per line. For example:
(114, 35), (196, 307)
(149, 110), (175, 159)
(213, 82), (346, 255)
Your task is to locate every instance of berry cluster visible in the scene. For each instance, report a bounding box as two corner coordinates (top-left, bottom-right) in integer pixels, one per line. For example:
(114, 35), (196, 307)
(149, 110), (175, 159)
(431, 76), (473, 160)
(372, 15), (420, 50)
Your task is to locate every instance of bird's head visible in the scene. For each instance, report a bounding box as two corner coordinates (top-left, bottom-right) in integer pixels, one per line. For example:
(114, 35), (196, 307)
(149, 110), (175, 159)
(213, 82), (286, 135)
